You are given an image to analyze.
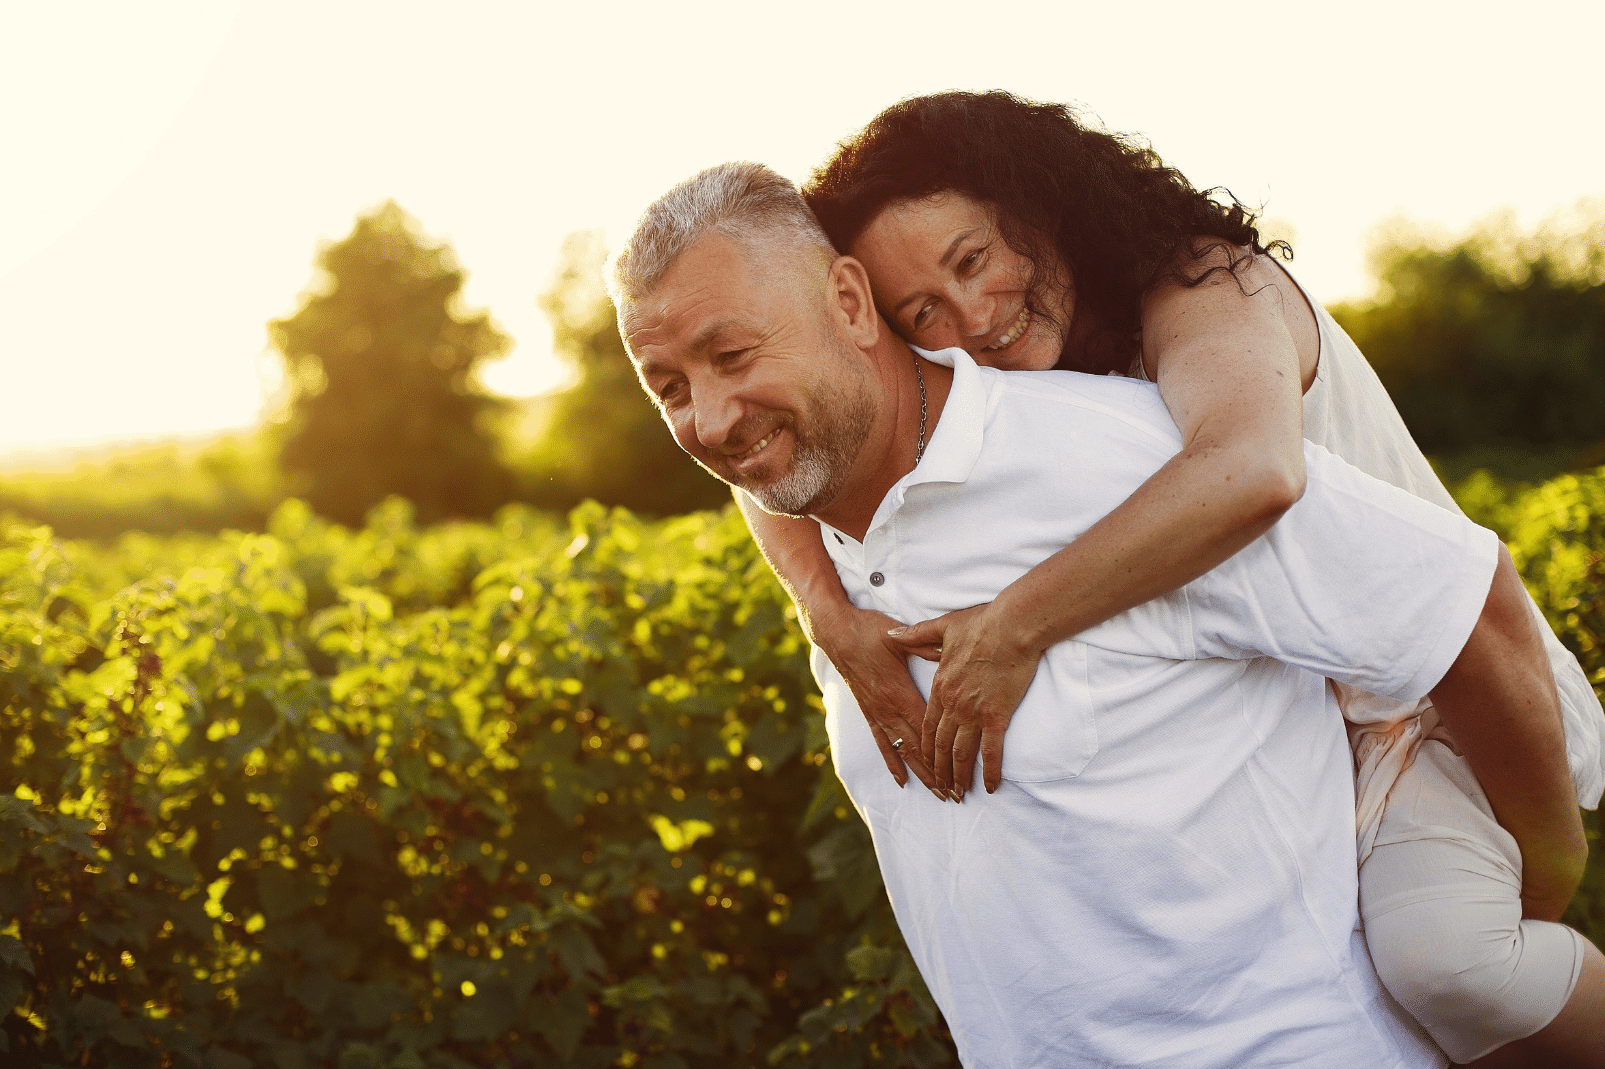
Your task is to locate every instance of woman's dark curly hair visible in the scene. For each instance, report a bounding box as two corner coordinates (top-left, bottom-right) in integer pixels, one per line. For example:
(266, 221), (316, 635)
(803, 90), (1289, 373)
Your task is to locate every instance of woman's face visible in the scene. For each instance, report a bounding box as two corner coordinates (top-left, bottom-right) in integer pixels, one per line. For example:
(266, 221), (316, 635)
(849, 192), (1074, 372)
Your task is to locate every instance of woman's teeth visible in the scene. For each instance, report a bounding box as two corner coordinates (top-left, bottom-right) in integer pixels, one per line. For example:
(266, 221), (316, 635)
(988, 307), (1031, 350)
(737, 431), (776, 459)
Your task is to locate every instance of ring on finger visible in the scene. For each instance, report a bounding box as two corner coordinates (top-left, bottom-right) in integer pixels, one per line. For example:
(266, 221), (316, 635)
(892, 737), (905, 750)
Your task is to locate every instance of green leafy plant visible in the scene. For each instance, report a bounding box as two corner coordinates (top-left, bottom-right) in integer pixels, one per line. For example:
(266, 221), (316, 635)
(2, 463), (1602, 1067)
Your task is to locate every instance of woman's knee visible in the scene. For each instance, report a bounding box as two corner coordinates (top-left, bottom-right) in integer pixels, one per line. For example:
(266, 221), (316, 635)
(1367, 907), (1581, 1062)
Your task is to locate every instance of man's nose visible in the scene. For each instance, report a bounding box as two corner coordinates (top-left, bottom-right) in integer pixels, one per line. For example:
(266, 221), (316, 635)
(692, 379), (743, 451)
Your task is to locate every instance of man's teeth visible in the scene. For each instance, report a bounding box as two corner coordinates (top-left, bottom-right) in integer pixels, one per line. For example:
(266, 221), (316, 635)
(737, 431), (776, 459)
(989, 307), (1031, 350)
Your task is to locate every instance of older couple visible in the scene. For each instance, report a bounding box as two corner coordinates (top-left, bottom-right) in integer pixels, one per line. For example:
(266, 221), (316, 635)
(607, 93), (1604, 1068)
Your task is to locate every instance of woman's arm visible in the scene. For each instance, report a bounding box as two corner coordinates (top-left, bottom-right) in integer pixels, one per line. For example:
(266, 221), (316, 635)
(735, 492), (943, 796)
(904, 249), (1319, 795)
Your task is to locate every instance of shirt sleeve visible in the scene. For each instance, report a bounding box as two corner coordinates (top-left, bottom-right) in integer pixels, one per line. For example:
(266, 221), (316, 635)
(1184, 442), (1499, 702)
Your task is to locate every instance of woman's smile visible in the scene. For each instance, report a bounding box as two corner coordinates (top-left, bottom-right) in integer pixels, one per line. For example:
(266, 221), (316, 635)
(985, 306), (1032, 352)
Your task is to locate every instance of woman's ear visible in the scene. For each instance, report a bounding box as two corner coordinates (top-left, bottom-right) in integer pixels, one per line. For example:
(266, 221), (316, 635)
(827, 254), (881, 349)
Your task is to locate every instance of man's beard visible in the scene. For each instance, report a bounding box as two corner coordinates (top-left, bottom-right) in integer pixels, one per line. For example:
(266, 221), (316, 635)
(723, 367), (876, 518)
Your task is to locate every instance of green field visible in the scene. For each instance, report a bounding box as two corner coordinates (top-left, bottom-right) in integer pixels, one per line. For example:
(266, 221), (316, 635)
(3, 466), (1603, 1067)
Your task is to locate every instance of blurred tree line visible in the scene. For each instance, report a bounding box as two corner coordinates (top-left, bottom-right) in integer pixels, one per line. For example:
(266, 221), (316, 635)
(4, 200), (1603, 537)
(1331, 201), (1605, 481)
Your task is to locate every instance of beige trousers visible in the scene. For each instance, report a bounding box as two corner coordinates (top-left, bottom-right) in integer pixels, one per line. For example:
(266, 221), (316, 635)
(1360, 739), (1587, 1064)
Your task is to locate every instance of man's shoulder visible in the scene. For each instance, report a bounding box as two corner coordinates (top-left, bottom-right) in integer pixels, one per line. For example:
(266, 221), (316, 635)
(980, 367), (1183, 451)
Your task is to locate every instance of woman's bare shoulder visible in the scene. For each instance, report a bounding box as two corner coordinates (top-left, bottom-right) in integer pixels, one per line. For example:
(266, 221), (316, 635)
(1141, 241), (1320, 392)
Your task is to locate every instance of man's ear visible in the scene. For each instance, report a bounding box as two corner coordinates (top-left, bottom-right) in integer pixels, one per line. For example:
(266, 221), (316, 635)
(826, 255), (881, 349)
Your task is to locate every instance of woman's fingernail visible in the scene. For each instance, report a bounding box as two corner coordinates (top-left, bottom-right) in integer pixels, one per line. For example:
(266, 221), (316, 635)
(948, 789), (962, 803)
(930, 787), (946, 802)
(886, 627), (906, 636)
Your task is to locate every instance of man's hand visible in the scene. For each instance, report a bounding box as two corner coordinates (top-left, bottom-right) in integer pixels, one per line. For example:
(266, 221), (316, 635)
(888, 602), (1041, 797)
(813, 604), (944, 797)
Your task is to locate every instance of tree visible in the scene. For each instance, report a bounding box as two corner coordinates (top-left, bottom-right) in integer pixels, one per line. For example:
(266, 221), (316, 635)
(523, 231), (730, 515)
(271, 202), (514, 526)
(1331, 203), (1605, 468)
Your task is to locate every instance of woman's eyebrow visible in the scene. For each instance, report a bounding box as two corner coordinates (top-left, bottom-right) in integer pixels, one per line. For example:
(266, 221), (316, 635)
(937, 228), (979, 269)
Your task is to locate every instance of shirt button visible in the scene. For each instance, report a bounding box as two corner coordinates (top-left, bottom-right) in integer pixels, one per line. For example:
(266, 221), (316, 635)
(869, 572), (884, 586)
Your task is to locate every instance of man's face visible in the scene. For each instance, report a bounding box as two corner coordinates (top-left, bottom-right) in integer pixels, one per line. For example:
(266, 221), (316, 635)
(624, 233), (875, 517)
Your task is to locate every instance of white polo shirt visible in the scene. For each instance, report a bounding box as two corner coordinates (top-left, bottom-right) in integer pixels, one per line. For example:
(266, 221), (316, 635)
(811, 348), (1497, 1069)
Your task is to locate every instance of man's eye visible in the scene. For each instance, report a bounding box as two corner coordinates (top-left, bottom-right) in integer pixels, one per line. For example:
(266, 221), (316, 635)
(656, 382), (685, 406)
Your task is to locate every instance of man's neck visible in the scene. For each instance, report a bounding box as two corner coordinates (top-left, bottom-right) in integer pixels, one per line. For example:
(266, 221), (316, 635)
(813, 336), (953, 542)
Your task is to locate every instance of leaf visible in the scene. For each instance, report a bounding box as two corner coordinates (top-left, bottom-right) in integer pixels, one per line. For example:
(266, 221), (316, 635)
(743, 714), (803, 772)
(288, 970), (336, 1013)
(532, 988), (590, 1061)
(0, 934), (33, 975)
(449, 979), (517, 1042)
(0, 972), (25, 1015)
(335, 1043), (383, 1069)
(348, 979), (411, 1031)
(600, 975), (668, 1006)
(258, 863), (318, 921)
(548, 925), (604, 985)
(324, 810), (382, 867)
(69, 994), (122, 1044)
(647, 815), (714, 853)
(844, 946), (900, 983)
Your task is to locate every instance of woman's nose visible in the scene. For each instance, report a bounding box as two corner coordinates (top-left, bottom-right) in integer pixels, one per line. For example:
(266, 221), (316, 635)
(954, 292), (996, 338)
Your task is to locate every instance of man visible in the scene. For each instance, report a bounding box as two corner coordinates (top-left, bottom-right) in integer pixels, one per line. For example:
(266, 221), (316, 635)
(610, 162), (1589, 1067)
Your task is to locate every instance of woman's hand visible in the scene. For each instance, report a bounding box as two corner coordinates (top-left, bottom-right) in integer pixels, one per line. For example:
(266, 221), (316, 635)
(814, 604), (945, 798)
(888, 602), (1041, 797)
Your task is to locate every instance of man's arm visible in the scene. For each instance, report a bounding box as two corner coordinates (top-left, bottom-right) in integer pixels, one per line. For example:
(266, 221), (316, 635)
(1427, 545), (1587, 921)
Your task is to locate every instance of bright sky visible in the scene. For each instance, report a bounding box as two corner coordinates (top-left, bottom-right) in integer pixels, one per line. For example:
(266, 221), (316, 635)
(3, 0), (1602, 458)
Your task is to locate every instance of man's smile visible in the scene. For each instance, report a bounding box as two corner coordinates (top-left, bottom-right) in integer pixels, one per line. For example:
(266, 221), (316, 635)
(725, 426), (786, 479)
(734, 429), (778, 460)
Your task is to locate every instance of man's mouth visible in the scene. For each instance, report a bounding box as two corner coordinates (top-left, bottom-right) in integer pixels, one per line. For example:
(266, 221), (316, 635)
(985, 306), (1031, 351)
(734, 429), (778, 460)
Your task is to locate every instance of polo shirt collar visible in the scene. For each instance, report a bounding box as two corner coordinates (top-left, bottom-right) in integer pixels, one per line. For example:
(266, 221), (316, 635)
(903, 344), (987, 490)
(817, 344), (990, 545)
(857, 344), (987, 534)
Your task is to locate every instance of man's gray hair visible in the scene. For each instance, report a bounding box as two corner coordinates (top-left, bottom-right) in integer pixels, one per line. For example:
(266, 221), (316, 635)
(609, 161), (837, 307)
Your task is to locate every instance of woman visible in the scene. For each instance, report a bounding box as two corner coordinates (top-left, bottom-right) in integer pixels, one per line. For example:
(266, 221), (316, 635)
(739, 91), (1605, 1065)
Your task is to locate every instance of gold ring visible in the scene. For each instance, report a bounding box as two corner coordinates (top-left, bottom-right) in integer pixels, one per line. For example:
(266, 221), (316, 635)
(892, 737), (905, 749)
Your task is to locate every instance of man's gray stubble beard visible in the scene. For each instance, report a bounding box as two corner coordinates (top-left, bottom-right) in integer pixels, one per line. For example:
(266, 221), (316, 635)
(742, 363), (877, 519)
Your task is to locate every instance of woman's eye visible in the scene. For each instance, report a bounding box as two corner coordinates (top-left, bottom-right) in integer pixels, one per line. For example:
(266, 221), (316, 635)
(959, 248), (983, 272)
(912, 302), (935, 328)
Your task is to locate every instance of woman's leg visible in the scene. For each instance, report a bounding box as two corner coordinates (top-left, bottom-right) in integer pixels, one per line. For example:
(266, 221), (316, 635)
(1360, 738), (1595, 1065)
(1466, 940), (1605, 1068)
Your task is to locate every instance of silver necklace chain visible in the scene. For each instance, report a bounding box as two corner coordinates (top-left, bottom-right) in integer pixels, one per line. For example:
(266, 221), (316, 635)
(913, 357), (928, 465)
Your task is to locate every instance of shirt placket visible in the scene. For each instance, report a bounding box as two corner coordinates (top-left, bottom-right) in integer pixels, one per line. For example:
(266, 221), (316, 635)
(859, 524), (899, 620)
